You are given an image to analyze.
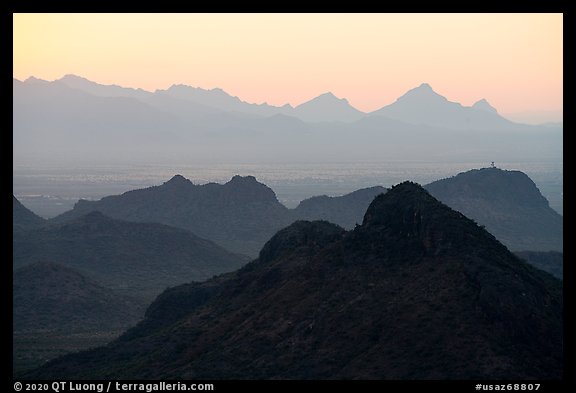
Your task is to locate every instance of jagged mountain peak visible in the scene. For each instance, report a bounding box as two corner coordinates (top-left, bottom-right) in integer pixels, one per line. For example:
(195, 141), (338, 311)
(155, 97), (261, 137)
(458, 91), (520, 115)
(298, 91), (352, 107)
(396, 83), (448, 103)
(165, 84), (239, 99)
(224, 175), (281, 205)
(293, 91), (364, 122)
(370, 83), (516, 129)
(473, 98), (498, 113)
(60, 74), (90, 82)
(359, 181), (504, 258)
(225, 174), (270, 190)
(362, 181), (443, 227)
(417, 82), (433, 90)
(163, 174), (194, 187)
(227, 174), (258, 184)
(24, 76), (49, 84)
(316, 91), (345, 101)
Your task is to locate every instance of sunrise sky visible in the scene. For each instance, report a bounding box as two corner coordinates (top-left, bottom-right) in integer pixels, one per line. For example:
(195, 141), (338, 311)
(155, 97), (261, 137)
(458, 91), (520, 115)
(13, 13), (562, 120)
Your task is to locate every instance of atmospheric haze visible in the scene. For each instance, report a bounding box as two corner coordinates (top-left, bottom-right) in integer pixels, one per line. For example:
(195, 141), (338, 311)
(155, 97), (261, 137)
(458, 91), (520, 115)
(13, 75), (562, 166)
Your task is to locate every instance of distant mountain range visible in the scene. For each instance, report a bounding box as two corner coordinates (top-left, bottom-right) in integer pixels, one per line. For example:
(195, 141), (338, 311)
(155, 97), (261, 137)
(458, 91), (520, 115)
(14, 209), (248, 301)
(13, 75), (562, 164)
(371, 83), (516, 130)
(26, 182), (562, 379)
(43, 75), (526, 127)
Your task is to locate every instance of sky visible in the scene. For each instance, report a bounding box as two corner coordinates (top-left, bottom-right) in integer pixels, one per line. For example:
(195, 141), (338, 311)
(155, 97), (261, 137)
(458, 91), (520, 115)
(13, 13), (563, 121)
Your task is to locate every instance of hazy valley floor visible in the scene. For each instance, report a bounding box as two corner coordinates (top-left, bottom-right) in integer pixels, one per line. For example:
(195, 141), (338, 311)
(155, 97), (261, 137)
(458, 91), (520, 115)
(13, 160), (563, 218)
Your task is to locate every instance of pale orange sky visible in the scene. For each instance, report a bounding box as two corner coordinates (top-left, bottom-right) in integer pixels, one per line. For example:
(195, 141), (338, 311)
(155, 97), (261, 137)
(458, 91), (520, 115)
(13, 13), (562, 116)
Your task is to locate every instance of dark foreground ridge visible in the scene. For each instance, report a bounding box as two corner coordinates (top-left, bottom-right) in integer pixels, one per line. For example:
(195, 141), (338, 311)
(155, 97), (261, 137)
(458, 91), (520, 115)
(26, 182), (562, 379)
(13, 261), (143, 333)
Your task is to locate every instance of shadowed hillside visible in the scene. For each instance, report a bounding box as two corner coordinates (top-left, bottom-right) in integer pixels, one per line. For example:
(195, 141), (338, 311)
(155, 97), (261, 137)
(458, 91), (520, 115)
(13, 262), (145, 374)
(13, 195), (45, 232)
(14, 211), (248, 301)
(14, 262), (144, 333)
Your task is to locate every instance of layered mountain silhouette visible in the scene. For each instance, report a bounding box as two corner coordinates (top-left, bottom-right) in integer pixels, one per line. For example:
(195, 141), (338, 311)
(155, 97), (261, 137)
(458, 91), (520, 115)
(13, 196), (45, 232)
(51, 176), (386, 257)
(473, 98), (498, 114)
(158, 84), (285, 117)
(51, 175), (294, 257)
(514, 251), (563, 280)
(14, 76), (562, 164)
(425, 167), (563, 252)
(14, 261), (143, 333)
(294, 186), (387, 228)
(27, 183), (562, 379)
(14, 211), (248, 300)
(13, 78), (187, 162)
(57, 74), (152, 100)
(50, 168), (562, 260)
(291, 92), (365, 122)
(371, 83), (516, 130)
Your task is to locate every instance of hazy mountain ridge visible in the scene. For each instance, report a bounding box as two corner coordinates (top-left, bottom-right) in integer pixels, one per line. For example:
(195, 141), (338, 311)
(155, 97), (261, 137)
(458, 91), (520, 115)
(13, 77), (187, 161)
(294, 186), (387, 228)
(57, 74), (152, 100)
(26, 182), (562, 379)
(14, 76), (562, 164)
(371, 83), (518, 130)
(424, 167), (563, 252)
(50, 75), (525, 127)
